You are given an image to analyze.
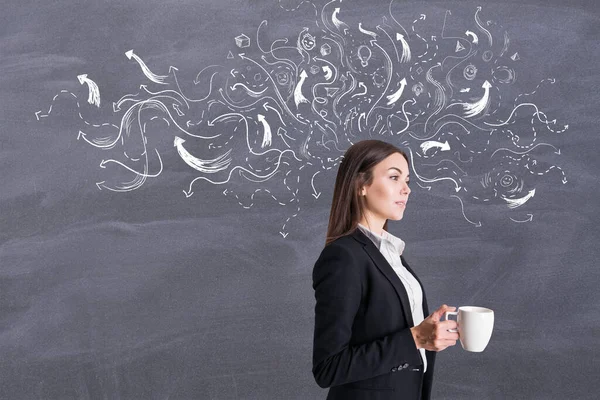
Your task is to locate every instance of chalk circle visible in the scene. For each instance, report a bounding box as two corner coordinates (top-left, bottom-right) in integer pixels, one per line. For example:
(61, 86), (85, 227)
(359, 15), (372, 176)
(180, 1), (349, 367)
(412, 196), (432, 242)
(276, 72), (290, 85)
(373, 72), (386, 88)
(464, 64), (477, 80)
(412, 82), (424, 96)
(494, 66), (516, 84)
(482, 51), (494, 62)
(254, 73), (262, 81)
(500, 174), (514, 187)
(319, 110), (328, 118)
(314, 97), (327, 105)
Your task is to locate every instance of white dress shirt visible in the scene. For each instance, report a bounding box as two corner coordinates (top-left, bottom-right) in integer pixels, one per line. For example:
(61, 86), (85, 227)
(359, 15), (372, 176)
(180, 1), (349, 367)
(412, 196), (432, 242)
(357, 223), (427, 373)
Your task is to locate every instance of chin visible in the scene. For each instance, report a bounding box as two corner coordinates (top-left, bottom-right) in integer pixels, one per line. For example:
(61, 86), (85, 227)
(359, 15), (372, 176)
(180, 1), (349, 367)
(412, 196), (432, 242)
(389, 213), (405, 221)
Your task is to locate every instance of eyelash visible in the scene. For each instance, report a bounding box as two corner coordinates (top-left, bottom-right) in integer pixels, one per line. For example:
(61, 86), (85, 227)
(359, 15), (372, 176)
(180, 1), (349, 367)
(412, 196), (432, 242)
(391, 176), (410, 185)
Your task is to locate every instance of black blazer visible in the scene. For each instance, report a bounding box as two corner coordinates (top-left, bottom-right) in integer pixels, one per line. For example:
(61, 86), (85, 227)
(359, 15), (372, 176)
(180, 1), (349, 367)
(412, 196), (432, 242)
(312, 228), (435, 400)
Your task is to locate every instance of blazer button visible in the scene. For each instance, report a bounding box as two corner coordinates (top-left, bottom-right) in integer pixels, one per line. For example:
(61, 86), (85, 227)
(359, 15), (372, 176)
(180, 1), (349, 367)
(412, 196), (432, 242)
(391, 367), (398, 372)
(402, 363), (409, 369)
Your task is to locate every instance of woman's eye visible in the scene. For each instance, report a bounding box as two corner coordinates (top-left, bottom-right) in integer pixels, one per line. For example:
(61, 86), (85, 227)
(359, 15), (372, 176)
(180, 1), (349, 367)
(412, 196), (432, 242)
(391, 176), (398, 180)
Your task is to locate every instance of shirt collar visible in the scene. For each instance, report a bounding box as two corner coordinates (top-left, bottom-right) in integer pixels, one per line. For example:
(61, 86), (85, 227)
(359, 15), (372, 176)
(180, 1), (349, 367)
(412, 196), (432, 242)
(357, 223), (406, 256)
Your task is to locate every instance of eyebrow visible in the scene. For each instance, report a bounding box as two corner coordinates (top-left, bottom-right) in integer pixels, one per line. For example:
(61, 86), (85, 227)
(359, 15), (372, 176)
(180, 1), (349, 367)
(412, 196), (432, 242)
(388, 167), (409, 176)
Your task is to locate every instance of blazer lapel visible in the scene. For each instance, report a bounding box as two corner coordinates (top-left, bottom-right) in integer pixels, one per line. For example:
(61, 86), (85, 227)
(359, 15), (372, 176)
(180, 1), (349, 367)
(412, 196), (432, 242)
(351, 229), (415, 327)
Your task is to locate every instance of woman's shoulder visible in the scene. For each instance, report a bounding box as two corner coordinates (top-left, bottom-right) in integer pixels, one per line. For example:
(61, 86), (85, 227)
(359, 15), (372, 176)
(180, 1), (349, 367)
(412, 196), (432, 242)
(317, 230), (363, 258)
(327, 229), (362, 246)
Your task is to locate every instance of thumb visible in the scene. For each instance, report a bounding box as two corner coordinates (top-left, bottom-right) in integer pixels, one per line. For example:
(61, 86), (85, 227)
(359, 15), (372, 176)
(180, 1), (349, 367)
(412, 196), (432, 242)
(430, 304), (450, 322)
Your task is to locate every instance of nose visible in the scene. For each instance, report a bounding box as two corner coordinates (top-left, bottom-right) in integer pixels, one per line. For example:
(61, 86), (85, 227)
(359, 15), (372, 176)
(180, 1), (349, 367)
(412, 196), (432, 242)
(402, 181), (411, 195)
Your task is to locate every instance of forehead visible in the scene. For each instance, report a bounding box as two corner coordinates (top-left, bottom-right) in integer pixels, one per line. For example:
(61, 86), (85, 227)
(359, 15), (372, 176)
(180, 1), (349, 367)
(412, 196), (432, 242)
(375, 152), (409, 174)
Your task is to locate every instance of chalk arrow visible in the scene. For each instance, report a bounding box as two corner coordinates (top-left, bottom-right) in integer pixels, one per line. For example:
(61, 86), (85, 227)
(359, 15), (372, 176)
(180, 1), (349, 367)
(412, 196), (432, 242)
(332, 8), (347, 30)
(173, 104), (184, 117)
(174, 136), (232, 173)
(420, 140), (450, 154)
(386, 78), (407, 105)
(263, 102), (286, 126)
(462, 80), (491, 118)
(77, 74), (101, 107)
(294, 70), (309, 107)
(503, 189), (535, 209)
(358, 23), (378, 40)
(465, 30), (479, 44)
(125, 49), (168, 85)
(257, 114), (272, 148)
(322, 66), (333, 80)
(396, 33), (411, 63)
(311, 171), (321, 199)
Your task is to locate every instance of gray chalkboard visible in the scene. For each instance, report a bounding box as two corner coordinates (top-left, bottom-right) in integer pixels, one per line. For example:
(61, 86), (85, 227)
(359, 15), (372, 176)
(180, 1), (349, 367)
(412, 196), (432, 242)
(2, 0), (599, 398)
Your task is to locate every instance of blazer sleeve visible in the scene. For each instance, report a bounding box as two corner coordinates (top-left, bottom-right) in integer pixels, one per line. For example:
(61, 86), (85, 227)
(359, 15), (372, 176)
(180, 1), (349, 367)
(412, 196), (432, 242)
(312, 242), (422, 389)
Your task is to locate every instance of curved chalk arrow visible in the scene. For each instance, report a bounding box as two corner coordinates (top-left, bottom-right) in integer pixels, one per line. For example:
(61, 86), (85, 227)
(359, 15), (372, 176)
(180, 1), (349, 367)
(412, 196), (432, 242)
(502, 189), (535, 209)
(359, 23), (378, 41)
(451, 195), (482, 227)
(174, 136), (232, 173)
(77, 74), (100, 107)
(332, 8), (348, 30)
(421, 140), (451, 154)
(396, 33), (411, 63)
(475, 7), (493, 46)
(465, 30), (479, 44)
(459, 80), (491, 118)
(126, 49), (168, 85)
(311, 171), (321, 199)
(351, 82), (368, 98)
(294, 70), (309, 107)
(386, 78), (407, 105)
(257, 114), (272, 148)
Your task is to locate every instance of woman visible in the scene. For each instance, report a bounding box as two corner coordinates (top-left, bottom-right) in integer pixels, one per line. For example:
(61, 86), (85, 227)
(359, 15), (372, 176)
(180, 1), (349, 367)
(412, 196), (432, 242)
(312, 140), (458, 400)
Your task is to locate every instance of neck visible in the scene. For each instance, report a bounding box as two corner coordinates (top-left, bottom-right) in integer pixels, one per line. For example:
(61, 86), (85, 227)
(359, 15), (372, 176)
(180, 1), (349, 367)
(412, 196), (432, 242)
(358, 217), (385, 236)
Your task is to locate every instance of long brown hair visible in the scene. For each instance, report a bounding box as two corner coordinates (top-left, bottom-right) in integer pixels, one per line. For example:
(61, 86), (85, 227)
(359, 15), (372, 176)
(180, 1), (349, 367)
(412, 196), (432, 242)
(325, 139), (409, 246)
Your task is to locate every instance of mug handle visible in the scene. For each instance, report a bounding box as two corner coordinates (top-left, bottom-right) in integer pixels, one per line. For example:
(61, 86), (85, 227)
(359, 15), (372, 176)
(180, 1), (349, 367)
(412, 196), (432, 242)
(444, 311), (458, 333)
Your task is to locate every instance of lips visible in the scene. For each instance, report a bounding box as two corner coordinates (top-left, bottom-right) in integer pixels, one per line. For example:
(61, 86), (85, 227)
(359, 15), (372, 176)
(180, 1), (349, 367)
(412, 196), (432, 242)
(395, 201), (407, 206)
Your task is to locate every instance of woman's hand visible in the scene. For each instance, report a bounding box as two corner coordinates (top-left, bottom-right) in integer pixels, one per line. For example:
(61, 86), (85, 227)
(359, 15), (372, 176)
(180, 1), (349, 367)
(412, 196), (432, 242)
(410, 304), (459, 352)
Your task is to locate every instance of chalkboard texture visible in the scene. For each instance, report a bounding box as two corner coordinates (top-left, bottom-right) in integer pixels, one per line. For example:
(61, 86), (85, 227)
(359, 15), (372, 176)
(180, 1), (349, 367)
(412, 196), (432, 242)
(1, 0), (599, 399)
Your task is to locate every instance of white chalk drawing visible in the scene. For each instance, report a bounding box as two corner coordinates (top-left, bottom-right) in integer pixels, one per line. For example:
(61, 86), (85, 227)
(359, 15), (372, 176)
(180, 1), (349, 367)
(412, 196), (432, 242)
(35, 2), (569, 236)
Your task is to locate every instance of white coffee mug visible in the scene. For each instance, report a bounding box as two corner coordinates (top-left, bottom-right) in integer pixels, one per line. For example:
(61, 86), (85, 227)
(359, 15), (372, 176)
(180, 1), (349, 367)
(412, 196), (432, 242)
(444, 306), (494, 352)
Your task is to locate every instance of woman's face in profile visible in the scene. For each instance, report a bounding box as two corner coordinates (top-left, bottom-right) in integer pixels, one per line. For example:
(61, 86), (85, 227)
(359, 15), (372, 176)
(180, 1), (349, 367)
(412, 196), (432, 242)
(360, 152), (411, 225)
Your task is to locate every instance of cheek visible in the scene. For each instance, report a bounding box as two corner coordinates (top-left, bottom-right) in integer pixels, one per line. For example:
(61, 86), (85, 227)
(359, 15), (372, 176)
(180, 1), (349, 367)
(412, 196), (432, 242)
(372, 183), (394, 204)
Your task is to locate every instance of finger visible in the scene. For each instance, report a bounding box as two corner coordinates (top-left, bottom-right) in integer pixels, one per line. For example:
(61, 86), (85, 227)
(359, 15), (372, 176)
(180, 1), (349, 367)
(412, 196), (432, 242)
(439, 320), (458, 330)
(431, 304), (450, 321)
(435, 328), (459, 340)
(433, 339), (458, 351)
